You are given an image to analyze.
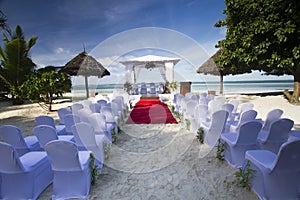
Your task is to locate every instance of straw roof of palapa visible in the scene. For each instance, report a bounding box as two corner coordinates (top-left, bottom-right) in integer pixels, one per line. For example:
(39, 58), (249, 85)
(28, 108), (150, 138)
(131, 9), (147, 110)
(62, 51), (110, 78)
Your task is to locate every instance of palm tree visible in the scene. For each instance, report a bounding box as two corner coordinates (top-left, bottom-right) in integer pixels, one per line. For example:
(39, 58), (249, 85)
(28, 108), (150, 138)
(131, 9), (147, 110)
(0, 10), (11, 35)
(0, 25), (37, 104)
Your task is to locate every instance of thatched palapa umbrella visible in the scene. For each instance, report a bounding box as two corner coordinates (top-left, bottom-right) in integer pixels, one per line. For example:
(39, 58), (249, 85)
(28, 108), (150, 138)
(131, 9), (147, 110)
(197, 49), (250, 94)
(62, 51), (110, 98)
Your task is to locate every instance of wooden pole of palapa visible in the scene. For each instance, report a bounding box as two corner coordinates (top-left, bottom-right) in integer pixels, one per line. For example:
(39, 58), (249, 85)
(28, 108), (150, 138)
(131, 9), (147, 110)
(84, 75), (89, 98)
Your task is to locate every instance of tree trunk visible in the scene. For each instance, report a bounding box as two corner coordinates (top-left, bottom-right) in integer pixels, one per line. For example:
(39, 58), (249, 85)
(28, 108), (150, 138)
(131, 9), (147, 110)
(291, 65), (300, 103)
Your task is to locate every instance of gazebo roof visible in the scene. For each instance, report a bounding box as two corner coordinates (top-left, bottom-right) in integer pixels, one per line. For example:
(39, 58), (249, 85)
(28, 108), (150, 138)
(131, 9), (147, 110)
(120, 55), (180, 66)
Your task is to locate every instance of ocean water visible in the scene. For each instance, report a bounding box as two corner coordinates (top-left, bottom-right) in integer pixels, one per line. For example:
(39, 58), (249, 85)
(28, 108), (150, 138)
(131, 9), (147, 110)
(71, 80), (294, 96)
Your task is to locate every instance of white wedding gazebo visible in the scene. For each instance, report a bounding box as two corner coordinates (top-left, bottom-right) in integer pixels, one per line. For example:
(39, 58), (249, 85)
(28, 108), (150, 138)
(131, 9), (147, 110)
(120, 55), (181, 83)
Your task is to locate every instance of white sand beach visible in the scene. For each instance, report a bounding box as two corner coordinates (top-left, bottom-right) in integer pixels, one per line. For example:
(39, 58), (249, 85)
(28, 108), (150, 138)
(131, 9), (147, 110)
(0, 94), (299, 200)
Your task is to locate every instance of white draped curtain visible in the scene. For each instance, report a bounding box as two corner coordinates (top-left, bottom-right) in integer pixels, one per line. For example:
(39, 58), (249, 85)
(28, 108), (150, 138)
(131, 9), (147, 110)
(158, 65), (167, 82)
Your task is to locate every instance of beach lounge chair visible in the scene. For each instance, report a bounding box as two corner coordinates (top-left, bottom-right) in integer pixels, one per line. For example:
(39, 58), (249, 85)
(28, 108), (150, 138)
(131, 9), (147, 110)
(33, 125), (74, 149)
(201, 110), (229, 147)
(245, 140), (300, 200)
(221, 121), (262, 168)
(64, 114), (81, 135)
(0, 125), (40, 156)
(226, 109), (258, 133)
(44, 140), (91, 200)
(35, 115), (66, 135)
(257, 118), (294, 154)
(71, 122), (105, 168)
(57, 107), (72, 125)
(0, 141), (52, 200)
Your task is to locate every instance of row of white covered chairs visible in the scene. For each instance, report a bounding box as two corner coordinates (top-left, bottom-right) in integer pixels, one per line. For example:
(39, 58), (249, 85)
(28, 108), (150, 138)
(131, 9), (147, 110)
(0, 139), (92, 199)
(132, 82), (164, 95)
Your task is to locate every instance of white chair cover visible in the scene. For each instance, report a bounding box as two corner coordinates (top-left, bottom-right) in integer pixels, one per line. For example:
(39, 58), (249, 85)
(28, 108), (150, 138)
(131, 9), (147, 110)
(227, 109), (258, 133)
(0, 141), (52, 199)
(64, 114), (80, 135)
(245, 140), (300, 199)
(257, 118), (294, 154)
(71, 122), (105, 168)
(35, 115), (66, 135)
(57, 107), (72, 125)
(33, 125), (73, 148)
(202, 110), (229, 147)
(45, 140), (91, 199)
(0, 125), (40, 156)
(221, 121), (262, 168)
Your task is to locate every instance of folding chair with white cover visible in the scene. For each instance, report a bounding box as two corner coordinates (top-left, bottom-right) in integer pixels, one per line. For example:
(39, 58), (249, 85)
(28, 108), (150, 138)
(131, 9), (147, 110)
(228, 99), (239, 120)
(0, 125), (40, 156)
(35, 115), (66, 135)
(88, 113), (113, 143)
(71, 122), (106, 168)
(190, 104), (209, 133)
(45, 140), (91, 200)
(140, 82), (147, 94)
(257, 118), (294, 154)
(57, 107), (72, 125)
(33, 125), (74, 149)
(245, 140), (300, 200)
(233, 102), (254, 120)
(207, 99), (224, 121)
(149, 82), (156, 94)
(157, 82), (164, 94)
(221, 121), (262, 168)
(64, 114), (80, 135)
(184, 99), (198, 120)
(132, 83), (139, 95)
(77, 108), (93, 123)
(201, 110), (229, 147)
(0, 141), (52, 199)
(222, 103), (234, 121)
(226, 110), (258, 133)
(71, 103), (84, 115)
(260, 108), (283, 132)
(214, 96), (226, 104)
(90, 103), (101, 113)
(100, 106), (119, 136)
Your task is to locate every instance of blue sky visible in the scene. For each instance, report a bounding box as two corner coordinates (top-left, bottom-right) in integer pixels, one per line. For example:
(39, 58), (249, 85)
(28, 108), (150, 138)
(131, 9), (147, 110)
(0, 0), (292, 84)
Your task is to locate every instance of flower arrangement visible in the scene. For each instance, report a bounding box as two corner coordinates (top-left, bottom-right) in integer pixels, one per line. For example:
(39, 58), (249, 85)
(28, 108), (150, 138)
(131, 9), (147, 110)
(168, 81), (178, 92)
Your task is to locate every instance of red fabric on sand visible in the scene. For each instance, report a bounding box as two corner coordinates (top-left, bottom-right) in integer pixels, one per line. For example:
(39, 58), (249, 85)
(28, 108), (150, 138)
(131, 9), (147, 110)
(126, 99), (178, 124)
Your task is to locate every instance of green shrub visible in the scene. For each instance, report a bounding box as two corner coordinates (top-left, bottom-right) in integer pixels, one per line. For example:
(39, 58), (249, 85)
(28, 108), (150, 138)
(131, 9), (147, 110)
(196, 127), (204, 144)
(234, 160), (255, 190)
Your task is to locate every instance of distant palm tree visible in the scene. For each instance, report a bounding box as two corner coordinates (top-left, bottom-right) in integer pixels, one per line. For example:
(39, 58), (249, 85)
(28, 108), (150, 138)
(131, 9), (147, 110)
(0, 10), (11, 35)
(0, 25), (37, 104)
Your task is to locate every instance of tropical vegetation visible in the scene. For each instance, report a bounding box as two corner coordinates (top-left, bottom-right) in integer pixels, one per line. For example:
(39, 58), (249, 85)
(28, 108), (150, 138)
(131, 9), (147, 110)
(215, 0), (300, 103)
(20, 68), (71, 112)
(0, 24), (37, 104)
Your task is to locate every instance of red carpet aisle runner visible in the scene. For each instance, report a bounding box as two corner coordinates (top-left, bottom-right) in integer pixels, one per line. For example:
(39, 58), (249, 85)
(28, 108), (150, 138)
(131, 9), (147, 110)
(126, 99), (178, 124)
